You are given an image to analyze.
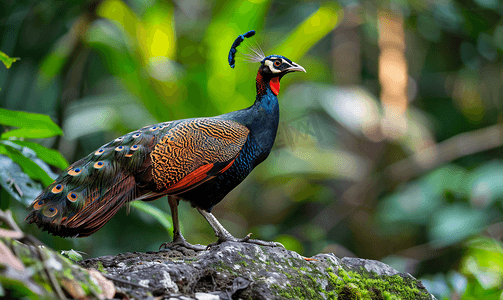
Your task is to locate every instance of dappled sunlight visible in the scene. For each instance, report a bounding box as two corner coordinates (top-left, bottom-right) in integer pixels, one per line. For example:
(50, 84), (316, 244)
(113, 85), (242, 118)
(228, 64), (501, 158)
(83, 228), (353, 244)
(142, 7), (176, 59)
(95, 0), (181, 116)
(97, 0), (138, 45)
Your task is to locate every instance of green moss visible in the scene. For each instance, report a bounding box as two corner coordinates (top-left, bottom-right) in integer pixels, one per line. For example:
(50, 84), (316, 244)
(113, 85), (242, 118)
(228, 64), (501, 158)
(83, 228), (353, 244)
(271, 260), (327, 299)
(268, 261), (431, 300)
(338, 282), (362, 299)
(18, 248), (37, 266)
(39, 280), (55, 295)
(96, 261), (107, 274)
(328, 267), (339, 285)
(184, 257), (198, 264)
(211, 261), (239, 277)
(83, 271), (104, 296)
(63, 267), (74, 280)
(237, 260), (248, 267)
(325, 266), (427, 300)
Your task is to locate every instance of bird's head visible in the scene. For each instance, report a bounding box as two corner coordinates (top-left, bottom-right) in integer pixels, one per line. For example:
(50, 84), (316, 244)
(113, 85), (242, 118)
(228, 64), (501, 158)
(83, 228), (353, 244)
(257, 55), (305, 95)
(259, 55), (306, 78)
(228, 31), (306, 95)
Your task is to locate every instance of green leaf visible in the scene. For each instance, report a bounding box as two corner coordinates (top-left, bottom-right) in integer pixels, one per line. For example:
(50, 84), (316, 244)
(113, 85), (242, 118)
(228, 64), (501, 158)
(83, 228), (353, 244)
(461, 237), (503, 290)
(0, 153), (43, 206)
(0, 51), (20, 69)
(0, 144), (53, 187)
(131, 201), (172, 234)
(1, 128), (61, 139)
(9, 141), (68, 170)
(0, 142), (57, 206)
(0, 276), (39, 300)
(0, 108), (63, 139)
(60, 249), (84, 262)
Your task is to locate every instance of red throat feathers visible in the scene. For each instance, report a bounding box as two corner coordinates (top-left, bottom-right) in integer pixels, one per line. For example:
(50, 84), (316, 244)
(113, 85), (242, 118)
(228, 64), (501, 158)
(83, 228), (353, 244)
(269, 77), (280, 95)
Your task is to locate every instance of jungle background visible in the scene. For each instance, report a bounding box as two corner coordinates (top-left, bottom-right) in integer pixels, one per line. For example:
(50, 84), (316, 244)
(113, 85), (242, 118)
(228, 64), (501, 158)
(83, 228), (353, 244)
(1, 0), (503, 299)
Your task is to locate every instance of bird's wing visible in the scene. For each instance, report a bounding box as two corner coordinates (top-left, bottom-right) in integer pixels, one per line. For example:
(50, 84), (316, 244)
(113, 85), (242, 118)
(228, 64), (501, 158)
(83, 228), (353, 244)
(150, 118), (250, 195)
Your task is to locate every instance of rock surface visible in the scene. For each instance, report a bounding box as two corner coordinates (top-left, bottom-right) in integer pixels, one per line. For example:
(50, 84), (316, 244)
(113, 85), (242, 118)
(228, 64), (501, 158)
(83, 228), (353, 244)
(79, 241), (437, 299)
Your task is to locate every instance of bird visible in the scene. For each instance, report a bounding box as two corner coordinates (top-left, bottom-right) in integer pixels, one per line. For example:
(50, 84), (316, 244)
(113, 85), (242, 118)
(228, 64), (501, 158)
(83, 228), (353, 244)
(26, 30), (305, 250)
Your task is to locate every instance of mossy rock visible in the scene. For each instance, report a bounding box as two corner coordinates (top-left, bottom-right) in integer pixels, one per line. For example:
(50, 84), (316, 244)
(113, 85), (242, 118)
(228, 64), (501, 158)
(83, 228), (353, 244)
(77, 241), (436, 299)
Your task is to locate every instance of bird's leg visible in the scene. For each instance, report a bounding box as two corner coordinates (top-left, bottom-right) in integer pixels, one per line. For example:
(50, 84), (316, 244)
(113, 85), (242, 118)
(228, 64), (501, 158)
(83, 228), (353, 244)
(197, 207), (284, 249)
(159, 196), (205, 251)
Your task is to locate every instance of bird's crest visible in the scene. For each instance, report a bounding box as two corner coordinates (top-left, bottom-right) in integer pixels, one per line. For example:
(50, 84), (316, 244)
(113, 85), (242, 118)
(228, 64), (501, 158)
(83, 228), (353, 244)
(228, 30), (265, 68)
(229, 31), (294, 69)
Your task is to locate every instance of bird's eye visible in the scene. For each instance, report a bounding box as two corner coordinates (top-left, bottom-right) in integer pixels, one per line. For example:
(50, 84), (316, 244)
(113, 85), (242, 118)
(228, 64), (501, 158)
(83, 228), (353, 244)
(274, 60), (281, 67)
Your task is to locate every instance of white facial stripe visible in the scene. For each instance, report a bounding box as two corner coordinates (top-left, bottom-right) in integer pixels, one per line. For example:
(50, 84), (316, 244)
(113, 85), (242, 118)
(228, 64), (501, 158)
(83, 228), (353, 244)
(265, 59), (282, 73)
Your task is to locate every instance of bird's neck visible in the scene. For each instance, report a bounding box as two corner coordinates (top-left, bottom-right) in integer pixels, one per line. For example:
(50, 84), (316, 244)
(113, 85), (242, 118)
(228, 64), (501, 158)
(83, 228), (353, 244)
(255, 71), (279, 114)
(239, 70), (279, 155)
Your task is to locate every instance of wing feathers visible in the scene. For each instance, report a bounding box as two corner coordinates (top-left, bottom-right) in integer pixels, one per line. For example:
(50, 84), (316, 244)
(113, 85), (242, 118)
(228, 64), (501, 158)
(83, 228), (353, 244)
(165, 158), (237, 194)
(151, 118), (249, 192)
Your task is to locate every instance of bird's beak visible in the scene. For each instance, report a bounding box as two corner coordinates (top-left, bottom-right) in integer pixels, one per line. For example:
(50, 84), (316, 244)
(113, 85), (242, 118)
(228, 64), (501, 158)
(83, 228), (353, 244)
(285, 62), (306, 73)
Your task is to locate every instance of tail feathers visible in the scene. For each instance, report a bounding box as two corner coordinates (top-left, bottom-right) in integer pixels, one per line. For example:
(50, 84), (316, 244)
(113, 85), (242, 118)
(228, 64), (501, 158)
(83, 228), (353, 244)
(26, 173), (138, 237)
(25, 121), (177, 237)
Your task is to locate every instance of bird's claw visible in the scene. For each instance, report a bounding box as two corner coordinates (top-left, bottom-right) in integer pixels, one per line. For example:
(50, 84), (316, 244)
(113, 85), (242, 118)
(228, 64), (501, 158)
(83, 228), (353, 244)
(206, 233), (284, 249)
(240, 233), (252, 242)
(159, 242), (171, 250)
(273, 241), (285, 248)
(206, 232), (252, 249)
(247, 238), (284, 248)
(159, 236), (206, 252)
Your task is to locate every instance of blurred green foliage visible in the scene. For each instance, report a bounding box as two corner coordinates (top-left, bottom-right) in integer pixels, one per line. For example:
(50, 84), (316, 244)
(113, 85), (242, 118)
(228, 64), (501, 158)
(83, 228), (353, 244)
(1, 0), (503, 299)
(0, 108), (65, 203)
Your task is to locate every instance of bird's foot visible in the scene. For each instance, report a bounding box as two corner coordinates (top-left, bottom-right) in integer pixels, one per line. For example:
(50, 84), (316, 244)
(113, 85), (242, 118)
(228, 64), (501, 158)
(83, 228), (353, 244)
(207, 233), (284, 249)
(159, 235), (206, 252)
